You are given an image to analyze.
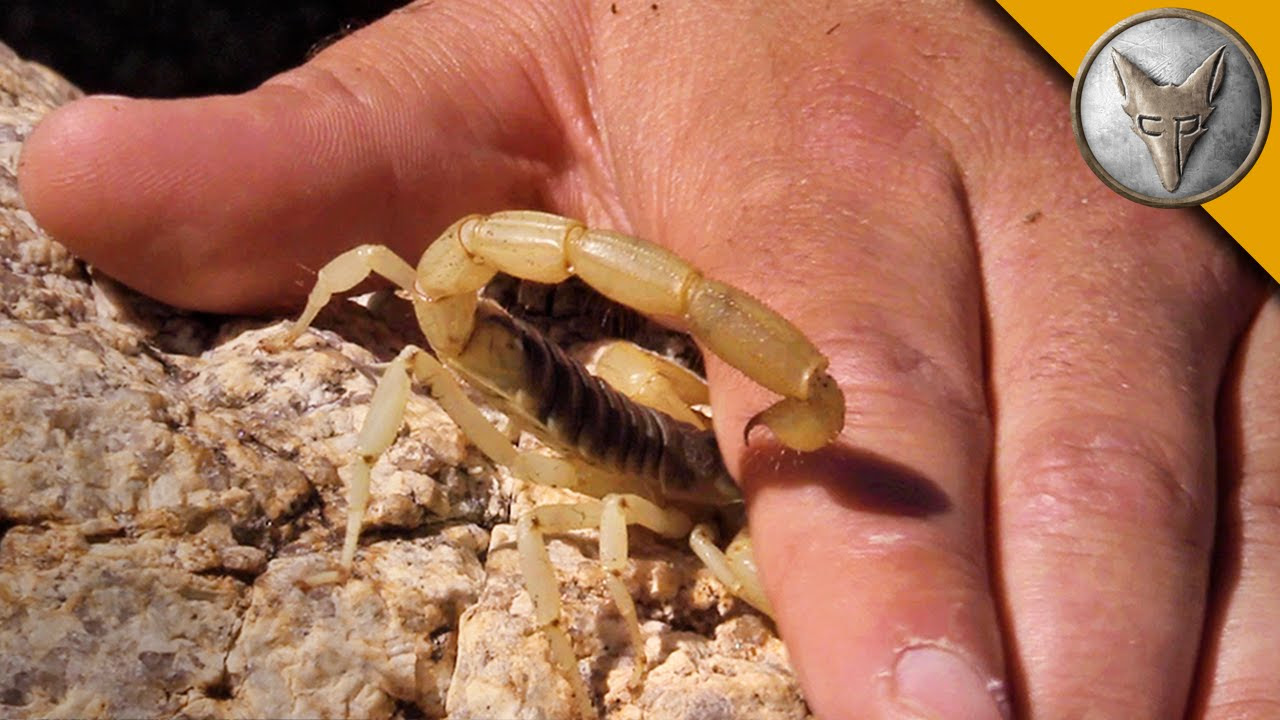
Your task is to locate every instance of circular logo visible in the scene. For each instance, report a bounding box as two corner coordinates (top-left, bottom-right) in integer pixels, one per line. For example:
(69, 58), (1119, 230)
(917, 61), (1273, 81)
(1071, 9), (1270, 207)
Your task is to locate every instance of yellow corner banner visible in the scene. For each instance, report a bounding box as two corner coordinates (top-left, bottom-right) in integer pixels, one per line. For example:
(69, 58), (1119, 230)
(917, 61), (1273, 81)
(998, 1), (1278, 282)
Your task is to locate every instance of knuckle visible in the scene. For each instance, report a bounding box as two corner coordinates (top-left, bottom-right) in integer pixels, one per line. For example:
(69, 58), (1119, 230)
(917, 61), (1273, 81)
(824, 325), (988, 430)
(1004, 415), (1211, 550)
(270, 60), (389, 113)
(1008, 320), (1190, 396)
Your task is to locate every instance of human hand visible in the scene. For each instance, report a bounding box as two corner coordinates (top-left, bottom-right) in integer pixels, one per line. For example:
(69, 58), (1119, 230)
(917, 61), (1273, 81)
(19, 1), (1277, 717)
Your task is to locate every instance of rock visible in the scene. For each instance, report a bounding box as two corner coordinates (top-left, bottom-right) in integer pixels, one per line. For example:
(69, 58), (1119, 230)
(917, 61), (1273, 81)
(448, 520), (808, 720)
(0, 42), (810, 719)
(0, 525), (244, 716)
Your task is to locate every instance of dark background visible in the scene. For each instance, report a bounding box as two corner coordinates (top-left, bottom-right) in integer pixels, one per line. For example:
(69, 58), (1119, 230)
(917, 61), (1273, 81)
(0, 1), (407, 97)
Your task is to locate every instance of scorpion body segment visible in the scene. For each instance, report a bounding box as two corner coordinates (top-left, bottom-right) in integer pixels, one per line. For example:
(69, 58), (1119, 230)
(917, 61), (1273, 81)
(278, 210), (844, 718)
(454, 302), (737, 507)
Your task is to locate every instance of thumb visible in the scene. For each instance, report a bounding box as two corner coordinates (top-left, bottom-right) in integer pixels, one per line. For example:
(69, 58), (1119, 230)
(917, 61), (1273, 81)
(18, 2), (577, 313)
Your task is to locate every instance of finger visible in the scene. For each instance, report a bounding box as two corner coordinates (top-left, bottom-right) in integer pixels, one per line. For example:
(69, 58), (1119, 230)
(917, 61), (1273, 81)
(974, 109), (1261, 720)
(939, 5), (1265, 715)
(724, 208), (1006, 718)
(724, 185), (1006, 720)
(1195, 292), (1280, 719)
(595, 6), (1010, 716)
(18, 1), (575, 312)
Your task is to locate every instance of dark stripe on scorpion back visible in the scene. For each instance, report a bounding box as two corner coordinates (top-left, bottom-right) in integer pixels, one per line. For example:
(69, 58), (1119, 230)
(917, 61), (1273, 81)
(491, 307), (725, 497)
(485, 274), (707, 377)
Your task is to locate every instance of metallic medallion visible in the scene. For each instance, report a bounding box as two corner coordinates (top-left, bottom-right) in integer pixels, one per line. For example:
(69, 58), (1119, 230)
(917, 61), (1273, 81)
(1071, 9), (1270, 207)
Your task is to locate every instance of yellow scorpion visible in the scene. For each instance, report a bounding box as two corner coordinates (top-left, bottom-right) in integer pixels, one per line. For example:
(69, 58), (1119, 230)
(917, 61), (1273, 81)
(280, 210), (845, 717)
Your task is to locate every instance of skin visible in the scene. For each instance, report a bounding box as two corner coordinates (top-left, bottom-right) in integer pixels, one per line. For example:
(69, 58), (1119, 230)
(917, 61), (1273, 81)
(17, 0), (1279, 717)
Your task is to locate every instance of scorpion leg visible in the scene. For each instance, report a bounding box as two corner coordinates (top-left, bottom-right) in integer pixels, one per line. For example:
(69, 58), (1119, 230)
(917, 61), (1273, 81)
(329, 345), (585, 570)
(689, 525), (772, 616)
(283, 245), (418, 343)
(415, 211), (844, 450)
(599, 494), (693, 685)
(518, 494), (693, 708)
(517, 503), (600, 720)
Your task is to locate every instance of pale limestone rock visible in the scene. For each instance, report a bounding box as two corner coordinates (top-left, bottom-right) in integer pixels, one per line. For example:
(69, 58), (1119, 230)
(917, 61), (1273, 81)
(0, 524), (245, 716)
(225, 538), (485, 719)
(0, 41), (810, 719)
(447, 519), (808, 720)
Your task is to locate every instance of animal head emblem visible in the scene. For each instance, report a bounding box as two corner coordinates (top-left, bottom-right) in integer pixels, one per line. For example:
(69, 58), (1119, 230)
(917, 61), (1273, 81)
(1112, 46), (1227, 191)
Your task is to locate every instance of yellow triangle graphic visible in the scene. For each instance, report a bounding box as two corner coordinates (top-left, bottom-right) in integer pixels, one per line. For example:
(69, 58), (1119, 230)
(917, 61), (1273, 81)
(998, 1), (1278, 281)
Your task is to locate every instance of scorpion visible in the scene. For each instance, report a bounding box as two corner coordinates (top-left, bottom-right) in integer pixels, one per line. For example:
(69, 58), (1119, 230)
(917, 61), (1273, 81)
(278, 210), (845, 717)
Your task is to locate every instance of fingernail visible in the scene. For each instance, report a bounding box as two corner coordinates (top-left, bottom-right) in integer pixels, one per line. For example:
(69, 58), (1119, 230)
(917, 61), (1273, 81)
(893, 646), (1010, 720)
